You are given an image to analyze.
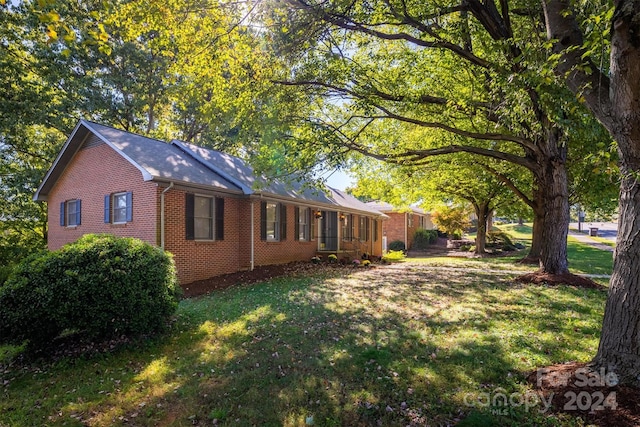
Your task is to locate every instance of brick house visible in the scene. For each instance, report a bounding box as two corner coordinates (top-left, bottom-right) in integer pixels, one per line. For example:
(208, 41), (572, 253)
(34, 120), (387, 284)
(366, 201), (434, 250)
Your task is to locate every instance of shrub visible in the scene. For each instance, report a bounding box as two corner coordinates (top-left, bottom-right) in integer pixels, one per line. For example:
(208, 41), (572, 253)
(0, 264), (14, 287)
(413, 229), (438, 249)
(486, 231), (514, 248)
(0, 234), (181, 349)
(431, 206), (472, 238)
(382, 250), (407, 263)
(388, 240), (406, 251)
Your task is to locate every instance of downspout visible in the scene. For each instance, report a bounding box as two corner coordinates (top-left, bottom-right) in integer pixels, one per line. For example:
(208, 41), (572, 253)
(160, 182), (174, 249)
(404, 213), (408, 250)
(250, 200), (255, 271)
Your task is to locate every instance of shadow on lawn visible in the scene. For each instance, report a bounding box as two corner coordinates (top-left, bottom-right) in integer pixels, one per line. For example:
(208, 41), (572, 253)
(0, 264), (606, 426)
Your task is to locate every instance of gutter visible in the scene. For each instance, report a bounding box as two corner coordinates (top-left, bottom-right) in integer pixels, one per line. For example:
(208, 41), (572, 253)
(405, 213), (408, 250)
(160, 182), (174, 249)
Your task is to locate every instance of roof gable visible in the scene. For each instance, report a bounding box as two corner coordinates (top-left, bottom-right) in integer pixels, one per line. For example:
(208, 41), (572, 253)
(35, 120), (386, 218)
(34, 121), (243, 201)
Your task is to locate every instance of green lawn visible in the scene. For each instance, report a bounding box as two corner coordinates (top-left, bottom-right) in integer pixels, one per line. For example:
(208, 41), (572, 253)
(0, 254), (608, 426)
(440, 223), (613, 277)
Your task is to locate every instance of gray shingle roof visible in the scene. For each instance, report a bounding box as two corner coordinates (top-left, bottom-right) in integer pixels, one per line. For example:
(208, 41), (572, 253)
(173, 141), (336, 205)
(85, 122), (243, 192)
(35, 120), (386, 218)
(330, 188), (387, 216)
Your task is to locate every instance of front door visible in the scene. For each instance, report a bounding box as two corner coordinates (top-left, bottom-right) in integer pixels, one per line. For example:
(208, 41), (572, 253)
(319, 211), (338, 251)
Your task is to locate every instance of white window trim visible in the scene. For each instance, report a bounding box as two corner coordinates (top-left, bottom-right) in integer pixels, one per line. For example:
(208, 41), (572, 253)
(194, 194), (215, 241)
(298, 207), (309, 241)
(266, 202), (280, 242)
(112, 192), (128, 224)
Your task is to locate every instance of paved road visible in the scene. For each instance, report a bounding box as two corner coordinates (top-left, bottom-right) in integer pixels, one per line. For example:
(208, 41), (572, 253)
(569, 221), (617, 243)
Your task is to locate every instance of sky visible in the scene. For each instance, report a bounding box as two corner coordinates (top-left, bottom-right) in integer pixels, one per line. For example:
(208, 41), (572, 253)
(324, 169), (354, 191)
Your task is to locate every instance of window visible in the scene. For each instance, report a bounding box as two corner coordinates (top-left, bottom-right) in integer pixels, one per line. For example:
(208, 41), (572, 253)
(295, 207), (310, 241)
(266, 202), (278, 240)
(359, 216), (370, 241)
(342, 213), (354, 240)
(261, 202), (286, 241)
(408, 213), (414, 228)
(185, 194), (224, 240)
(113, 193), (128, 223)
(60, 199), (81, 227)
(194, 196), (213, 240)
(104, 192), (132, 224)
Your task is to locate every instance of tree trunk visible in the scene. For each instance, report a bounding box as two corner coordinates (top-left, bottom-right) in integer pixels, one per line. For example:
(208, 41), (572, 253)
(523, 195), (545, 263)
(591, 1), (640, 386)
(474, 202), (490, 255)
(537, 155), (570, 274)
(592, 166), (640, 386)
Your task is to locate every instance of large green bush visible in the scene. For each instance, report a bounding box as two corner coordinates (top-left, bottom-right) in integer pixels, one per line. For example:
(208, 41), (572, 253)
(413, 229), (438, 249)
(388, 240), (406, 251)
(0, 264), (14, 286)
(0, 234), (181, 348)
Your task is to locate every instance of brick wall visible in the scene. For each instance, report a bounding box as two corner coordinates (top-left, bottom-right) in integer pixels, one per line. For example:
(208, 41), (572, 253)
(45, 137), (385, 285)
(47, 142), (158, 250)
(252, 202), (318, 267)
(383, 212), (407, 248)
(163, 189), (242, 284)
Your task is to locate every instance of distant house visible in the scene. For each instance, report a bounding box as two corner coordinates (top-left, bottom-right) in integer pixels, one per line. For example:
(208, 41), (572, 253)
(34, 120), (386, 284)
(366, 201), (434, 250)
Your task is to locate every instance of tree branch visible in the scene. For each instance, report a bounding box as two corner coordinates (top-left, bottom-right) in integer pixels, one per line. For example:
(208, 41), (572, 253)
(288, 0), (492, 69)
(481, 163), (535, 207)
(541, 0), (614, 131)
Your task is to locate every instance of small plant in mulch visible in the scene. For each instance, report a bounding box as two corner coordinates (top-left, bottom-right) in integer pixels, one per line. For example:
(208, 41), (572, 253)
(327, 254), (338, 263)
(311, 256), (322, 264)
(361, 260), (371, 267)
(352, 259), (361, 267)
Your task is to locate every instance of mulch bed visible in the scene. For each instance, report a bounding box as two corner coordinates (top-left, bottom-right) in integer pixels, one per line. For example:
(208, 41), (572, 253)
(527, 362), (640, 426)
(182, 262), (353, 298)
(515, 271), (605, 289)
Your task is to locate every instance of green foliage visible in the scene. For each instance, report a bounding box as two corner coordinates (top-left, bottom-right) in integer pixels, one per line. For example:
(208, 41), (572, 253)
(0, 265), (13, 287)
(382, 250), (406, 263)
(431, 206), (471, 238)
(413, 229), (438, 249)
(387, 240), (406, 252)
(0, 234), (181, 348)
(486, 231), (514, 247)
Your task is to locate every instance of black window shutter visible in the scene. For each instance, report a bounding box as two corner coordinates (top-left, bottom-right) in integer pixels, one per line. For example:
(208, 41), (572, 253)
(104, 195), (111, 223)
(76, 199), (81, 225)
(215, 197), (224, 240)
(294, 207), (300, 241)
(185, 193), (195, 240)
(125, 192), (133, 222)
(280, 203), (287, 240)
(60, 202), (65, 226)
(260, 201), (267, 241)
